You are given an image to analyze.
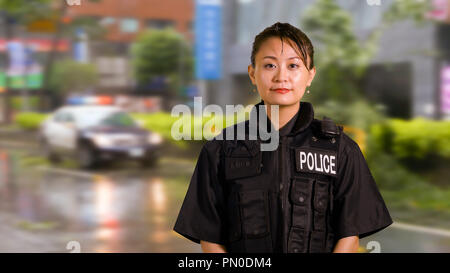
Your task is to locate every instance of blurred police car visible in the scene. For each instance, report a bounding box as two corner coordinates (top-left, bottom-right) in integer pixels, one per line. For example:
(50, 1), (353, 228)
(39, 105), (163, 169)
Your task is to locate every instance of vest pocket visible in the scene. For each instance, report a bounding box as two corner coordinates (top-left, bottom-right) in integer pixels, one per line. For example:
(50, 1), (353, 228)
(290, 177), (313, 229)
(325, 232), (336, 252)
(238, 189), (269, 238)
(308, 231), (336, 253)
(313, 180), (329, 231)
(288, 227), (307, 253)
(309, 180), (332, 252)
(227, 191), (242, 243)
(224, 152), (262, 180)
(309, 231), (327, 253)
(237, 189), (272, 252)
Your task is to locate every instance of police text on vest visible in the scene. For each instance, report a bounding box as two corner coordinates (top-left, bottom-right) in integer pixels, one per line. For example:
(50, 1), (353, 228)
(296, 148), (337, 176)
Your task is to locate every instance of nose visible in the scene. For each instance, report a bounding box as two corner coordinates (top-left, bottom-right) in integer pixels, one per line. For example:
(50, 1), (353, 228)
(274, 66), (288, 82)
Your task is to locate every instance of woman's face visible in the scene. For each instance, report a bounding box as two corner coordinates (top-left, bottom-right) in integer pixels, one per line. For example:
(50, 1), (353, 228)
(248, 37), (316, 107)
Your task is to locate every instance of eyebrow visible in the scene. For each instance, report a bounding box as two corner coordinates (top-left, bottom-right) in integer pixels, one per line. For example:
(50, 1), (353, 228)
(263, 56), (301, 60)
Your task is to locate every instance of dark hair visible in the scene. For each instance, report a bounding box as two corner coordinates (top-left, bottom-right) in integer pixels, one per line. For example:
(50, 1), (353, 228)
(250, 22), (314, 71)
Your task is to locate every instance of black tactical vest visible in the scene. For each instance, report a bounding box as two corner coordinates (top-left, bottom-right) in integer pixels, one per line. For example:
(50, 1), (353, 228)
(219, 114), (343, 253)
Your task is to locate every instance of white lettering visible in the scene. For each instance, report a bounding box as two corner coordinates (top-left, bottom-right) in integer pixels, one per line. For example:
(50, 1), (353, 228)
(178, 257), (212, 270)
(323, 155), (330, 173)
(300, 152), (307, 170)
(330, 155), (336, 174)
(316, 153), (323, 172)
(171, 105), (191, 140)
(307, 153), (314, 170)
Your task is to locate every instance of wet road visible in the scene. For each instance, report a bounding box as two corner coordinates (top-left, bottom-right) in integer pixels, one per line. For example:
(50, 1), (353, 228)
(0, 148), (201, 253)
(0, 146), (449, 253)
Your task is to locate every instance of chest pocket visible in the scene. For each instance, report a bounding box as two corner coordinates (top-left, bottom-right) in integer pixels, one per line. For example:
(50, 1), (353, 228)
(223, 140), (262, 180)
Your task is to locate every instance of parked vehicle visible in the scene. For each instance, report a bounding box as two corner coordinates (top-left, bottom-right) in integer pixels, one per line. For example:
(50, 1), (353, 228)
(39, 105), (162, 169)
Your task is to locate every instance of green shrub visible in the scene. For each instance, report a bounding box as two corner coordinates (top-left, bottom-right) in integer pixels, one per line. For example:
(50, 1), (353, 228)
(371, 118), (450, 159)
(14, 112), (48, 130)
(132, 110), (249, 147)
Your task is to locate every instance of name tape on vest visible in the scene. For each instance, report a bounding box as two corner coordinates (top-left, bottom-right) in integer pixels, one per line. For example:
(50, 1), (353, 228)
(295, 148), (337, 177)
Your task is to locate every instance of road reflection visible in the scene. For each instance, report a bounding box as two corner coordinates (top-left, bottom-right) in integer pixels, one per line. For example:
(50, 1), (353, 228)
(93, 177), (120, 252)
(0, 148), (200, 252)
(148, 177), (170, 245)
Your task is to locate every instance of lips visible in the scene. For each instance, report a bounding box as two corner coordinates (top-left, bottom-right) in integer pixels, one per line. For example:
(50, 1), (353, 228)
(272, 88), (291, 94)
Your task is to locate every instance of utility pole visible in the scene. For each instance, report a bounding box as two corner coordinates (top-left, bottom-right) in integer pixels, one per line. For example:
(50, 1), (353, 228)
(1, 12), (12, 124)
(41, 1), (67, 112)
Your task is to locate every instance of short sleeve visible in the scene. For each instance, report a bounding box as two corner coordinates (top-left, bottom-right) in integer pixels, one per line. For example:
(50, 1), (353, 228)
(173, 141), (226, 245)
(332, 134), (393, 240)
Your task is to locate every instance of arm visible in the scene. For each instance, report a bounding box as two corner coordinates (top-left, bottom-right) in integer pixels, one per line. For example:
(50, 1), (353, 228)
(332, 236), (359, 253)
(200, 240), (227, 253)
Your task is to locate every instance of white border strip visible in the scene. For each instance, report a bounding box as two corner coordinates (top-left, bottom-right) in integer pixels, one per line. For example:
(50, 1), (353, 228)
(391, 222), (450, 238)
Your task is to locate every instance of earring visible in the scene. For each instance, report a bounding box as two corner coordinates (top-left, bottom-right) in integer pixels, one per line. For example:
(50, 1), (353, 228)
(307, 90), (310, 94)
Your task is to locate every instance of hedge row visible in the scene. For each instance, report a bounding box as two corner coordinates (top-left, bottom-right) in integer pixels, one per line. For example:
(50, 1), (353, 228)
(13, 112), (450, 160)
(371, 118), (450, 159)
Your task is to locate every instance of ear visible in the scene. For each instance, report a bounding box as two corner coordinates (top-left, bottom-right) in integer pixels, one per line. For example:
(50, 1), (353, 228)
(307, 66), (316, 87)
(248, 65), (256, 85)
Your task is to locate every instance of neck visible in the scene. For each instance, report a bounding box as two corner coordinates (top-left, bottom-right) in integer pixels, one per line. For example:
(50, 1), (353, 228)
(265, 102), (300, 131)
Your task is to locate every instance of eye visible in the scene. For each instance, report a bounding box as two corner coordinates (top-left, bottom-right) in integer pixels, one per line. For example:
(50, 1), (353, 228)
(289, 63), (300, 69)
(264, 63), (275, 69)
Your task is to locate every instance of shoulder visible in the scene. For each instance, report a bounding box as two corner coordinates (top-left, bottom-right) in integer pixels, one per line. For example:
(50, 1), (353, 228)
(201, 137), (223, 157)
(310, 116), (361, 154)
(201, 120), (248, 154)
(339, 132), (363, 157)
(310, 117), (342, 139)
(214, 119), (250, 138)
(210, 120), (250, 144)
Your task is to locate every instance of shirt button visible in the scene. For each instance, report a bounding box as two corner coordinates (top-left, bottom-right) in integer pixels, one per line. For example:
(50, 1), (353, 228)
(299, 196), (304, 203)
(293, 248), (299, 253)
(312, 136), (318, 142)
(331, 138), (336, 144)
(280, 184), (283, 190)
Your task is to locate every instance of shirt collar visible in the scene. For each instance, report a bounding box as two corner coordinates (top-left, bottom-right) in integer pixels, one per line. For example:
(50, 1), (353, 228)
(250, 99), (315, 137)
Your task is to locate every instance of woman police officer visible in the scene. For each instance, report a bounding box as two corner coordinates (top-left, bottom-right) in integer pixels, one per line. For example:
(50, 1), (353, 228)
(173, 22), (392, 253)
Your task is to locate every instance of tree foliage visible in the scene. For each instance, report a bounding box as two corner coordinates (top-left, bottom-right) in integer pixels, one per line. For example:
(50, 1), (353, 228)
(301, 0), (431, 105)
(131, 28), (194, 95)
(49, 59), (98, 95)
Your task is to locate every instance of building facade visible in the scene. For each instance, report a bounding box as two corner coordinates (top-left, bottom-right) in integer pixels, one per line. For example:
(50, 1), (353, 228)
(211, 0), (450, 119)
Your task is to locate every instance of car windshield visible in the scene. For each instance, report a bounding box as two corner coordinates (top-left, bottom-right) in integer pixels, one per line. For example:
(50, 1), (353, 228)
(99, 112), (137, 127)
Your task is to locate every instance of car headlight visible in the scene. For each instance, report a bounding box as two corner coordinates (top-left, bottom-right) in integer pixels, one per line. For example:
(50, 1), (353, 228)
(148, 133), (163, 144)
(92, 134), (113, 147)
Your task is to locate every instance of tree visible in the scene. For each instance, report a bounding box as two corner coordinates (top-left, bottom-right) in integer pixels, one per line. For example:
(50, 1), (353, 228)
(301, 0), (431, 105)
(131, 28), (194, 99)
(48, 59), (98, 96)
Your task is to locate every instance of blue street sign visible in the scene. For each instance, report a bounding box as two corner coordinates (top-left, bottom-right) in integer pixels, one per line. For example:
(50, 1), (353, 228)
(195, 0), (222, 80)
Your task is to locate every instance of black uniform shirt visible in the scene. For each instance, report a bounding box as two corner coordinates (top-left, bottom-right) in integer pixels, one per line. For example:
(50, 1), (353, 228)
(173, 100), (393, 252)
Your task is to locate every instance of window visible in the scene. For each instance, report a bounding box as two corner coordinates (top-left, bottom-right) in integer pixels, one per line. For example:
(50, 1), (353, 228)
(120, 18), (139, 33)
(147, 19), (174, 30)
(54, 112), (74, 123)
(100, 112), (136, 127)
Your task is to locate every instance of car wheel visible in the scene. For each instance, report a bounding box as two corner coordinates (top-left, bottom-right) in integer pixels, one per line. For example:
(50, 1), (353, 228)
(78, 143), (97, 169)
(42, 140), (60, 164)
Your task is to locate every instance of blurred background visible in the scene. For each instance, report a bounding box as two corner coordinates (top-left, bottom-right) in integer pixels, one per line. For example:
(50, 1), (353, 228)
(0, 0), (449, 253)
